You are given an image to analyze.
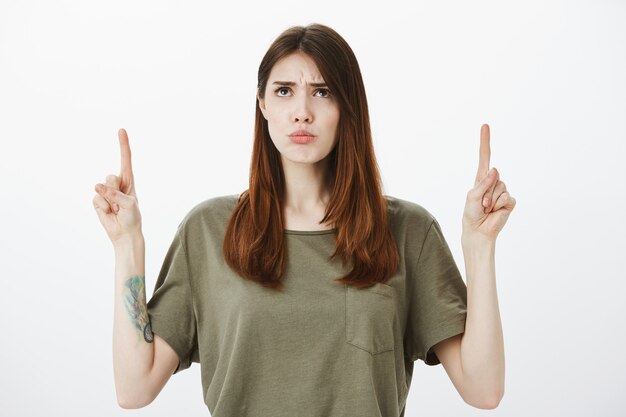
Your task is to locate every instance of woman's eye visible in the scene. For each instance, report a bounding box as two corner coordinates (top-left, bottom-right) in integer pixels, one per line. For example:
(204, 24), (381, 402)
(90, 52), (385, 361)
(316, 88), (331, 98)
(274, 87), (331, 98)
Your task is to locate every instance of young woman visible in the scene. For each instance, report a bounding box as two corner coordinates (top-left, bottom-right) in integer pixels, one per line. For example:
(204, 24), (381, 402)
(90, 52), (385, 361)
(93, 23), (515, 417)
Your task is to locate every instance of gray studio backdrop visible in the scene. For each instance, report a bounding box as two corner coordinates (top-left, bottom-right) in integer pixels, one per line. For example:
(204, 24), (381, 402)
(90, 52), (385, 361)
(0, 0), (624, 416)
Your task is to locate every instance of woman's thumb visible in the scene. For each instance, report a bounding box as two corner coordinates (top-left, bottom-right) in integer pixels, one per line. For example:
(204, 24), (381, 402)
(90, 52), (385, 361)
(93, 199), (107, 220)
(94, 183), (134, 210)
(476, 167), (498, 194)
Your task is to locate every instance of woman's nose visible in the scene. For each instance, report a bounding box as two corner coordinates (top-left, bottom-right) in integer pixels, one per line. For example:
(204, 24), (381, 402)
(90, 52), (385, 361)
(292, 95), (313, 123)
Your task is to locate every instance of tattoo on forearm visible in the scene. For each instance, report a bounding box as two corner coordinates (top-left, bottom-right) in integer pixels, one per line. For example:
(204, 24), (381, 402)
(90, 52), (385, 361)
(123, 275), (154, 343)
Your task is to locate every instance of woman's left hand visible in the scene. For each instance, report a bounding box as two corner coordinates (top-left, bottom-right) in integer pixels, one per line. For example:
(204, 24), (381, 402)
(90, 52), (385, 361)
(462, 124), (516, 242)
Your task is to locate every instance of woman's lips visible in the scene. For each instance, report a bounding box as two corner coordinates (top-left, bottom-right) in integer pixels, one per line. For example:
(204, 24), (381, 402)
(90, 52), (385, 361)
(289, 135), (316, 144)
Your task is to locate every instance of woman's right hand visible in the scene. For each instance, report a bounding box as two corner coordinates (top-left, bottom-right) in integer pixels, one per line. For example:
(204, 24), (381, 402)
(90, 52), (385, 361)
(93, 128), (143, 246)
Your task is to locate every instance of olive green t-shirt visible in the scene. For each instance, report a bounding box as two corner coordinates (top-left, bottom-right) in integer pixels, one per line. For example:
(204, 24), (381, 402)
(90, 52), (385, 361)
(147, 194), (467, 417)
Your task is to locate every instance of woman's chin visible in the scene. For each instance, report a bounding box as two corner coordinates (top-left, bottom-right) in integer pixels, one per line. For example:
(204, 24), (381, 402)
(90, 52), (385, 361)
(279, 151), (323, 165)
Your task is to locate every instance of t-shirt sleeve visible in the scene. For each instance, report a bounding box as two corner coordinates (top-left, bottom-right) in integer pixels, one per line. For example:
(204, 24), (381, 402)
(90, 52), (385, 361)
(146, 223), (198, 374)
(405, 218), (468, 366)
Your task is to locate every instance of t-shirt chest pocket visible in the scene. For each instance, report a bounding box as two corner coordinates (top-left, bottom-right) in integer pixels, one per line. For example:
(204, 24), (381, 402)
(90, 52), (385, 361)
(345, 282), (396, 355)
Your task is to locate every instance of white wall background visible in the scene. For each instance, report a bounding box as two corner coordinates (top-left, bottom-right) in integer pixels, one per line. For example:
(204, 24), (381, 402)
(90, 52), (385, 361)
(1, 0), (624, 416)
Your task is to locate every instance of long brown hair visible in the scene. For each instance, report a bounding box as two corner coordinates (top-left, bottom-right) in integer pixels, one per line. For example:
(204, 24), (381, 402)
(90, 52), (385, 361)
(223, 23), (399, 291)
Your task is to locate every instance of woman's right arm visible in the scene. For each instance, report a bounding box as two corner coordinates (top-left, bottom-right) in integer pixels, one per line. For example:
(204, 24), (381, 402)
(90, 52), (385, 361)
(112, 234), (179, 408)
(93, 129), (180, 408)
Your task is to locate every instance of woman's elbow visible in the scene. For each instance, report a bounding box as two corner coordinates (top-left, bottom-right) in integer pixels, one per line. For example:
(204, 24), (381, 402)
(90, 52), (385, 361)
(116, 391), (155, 409)
(117, 396), (145, 409)
(464, 388), (504, 410)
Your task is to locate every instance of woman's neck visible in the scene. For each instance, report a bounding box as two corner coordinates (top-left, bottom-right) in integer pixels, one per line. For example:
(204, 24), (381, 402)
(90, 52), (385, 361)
(280, 156), (334, 231)
(281, 157), (332, 212)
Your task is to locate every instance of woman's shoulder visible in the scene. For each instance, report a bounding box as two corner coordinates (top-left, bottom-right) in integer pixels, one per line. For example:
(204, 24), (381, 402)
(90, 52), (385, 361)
(191, 193), (240, 213)
(179, 193), (240, 228)
(383, 194), (437, 225)
(383, 194), (440, 241)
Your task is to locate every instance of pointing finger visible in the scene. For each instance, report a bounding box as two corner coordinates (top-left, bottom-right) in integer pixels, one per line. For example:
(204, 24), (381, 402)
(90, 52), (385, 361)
(119, 128), (134, 181)
(118, 128), (136, 197)
(474, 124), (491, 185)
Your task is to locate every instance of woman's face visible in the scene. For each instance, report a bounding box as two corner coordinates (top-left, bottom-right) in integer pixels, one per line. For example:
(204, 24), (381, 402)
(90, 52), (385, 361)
(258, 51), (340, 166)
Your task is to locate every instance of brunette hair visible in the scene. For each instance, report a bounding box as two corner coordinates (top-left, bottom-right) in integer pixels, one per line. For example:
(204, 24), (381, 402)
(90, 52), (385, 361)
(223, 23), (399, 291)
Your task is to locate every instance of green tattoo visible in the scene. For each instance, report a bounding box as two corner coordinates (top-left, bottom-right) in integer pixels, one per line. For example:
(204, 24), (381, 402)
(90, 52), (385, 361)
(123, 275), (154, 343)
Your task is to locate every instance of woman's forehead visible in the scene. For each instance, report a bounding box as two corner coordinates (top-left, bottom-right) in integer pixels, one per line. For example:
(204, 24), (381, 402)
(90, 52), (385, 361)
(269, 52), (325, 84)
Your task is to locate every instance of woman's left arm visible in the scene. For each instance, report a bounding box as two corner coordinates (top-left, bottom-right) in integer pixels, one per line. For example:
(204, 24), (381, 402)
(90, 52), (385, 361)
(433, 124), (516, 409)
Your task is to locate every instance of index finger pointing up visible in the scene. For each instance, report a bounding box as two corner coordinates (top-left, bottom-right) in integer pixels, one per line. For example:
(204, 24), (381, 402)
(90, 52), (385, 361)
(475, 123), (491, 184)
(118, 128), (134, 178)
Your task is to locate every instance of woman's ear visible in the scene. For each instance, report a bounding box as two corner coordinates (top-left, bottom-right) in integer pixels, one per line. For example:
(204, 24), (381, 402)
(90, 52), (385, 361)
(257, 94), (267, 120)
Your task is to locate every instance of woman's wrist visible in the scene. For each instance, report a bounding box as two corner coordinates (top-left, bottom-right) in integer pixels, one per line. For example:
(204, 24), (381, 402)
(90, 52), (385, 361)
(113, 233), (145, 253)
(461, 230), (496, 252)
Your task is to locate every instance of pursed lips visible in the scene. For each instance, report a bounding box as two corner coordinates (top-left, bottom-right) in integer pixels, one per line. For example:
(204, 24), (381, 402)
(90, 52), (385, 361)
(288, 129), (317, 144)
(289, 129), (315, 137)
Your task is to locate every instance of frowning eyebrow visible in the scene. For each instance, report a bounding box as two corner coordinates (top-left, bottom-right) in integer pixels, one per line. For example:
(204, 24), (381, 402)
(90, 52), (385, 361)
(272, 81), (328, 88)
